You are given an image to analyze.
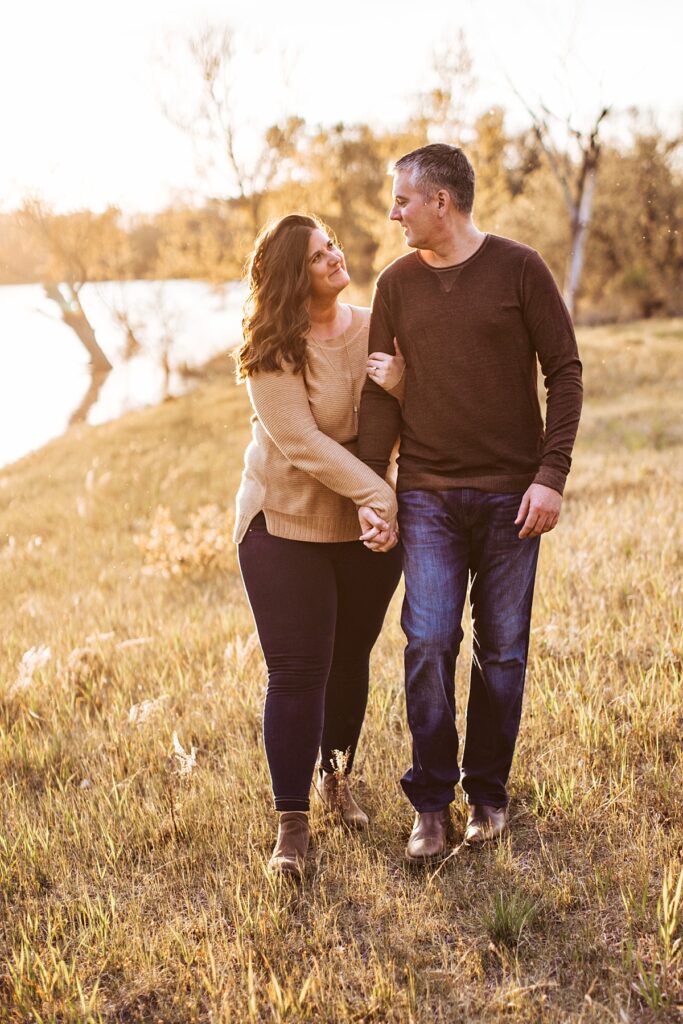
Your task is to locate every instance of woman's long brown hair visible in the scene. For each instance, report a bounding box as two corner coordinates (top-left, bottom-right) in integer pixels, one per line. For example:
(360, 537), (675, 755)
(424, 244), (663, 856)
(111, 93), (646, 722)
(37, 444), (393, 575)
(235, 213), (332, 380)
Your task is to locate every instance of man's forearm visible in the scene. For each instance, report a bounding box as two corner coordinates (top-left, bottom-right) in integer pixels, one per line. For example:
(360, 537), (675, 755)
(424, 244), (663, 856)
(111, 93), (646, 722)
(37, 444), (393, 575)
(523, 250), (583, 494)
(357, 381), (401, 477)
(534, 360), (583, 494)
(358, 281), (402, 476)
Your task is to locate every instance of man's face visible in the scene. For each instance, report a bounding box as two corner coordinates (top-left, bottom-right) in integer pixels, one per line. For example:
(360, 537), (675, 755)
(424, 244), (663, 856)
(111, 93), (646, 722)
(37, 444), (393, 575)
(390, 169), (438, 249)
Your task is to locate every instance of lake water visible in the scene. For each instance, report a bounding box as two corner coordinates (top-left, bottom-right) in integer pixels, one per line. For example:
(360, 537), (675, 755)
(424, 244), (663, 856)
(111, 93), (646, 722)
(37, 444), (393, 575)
(0, 279), (247, 468)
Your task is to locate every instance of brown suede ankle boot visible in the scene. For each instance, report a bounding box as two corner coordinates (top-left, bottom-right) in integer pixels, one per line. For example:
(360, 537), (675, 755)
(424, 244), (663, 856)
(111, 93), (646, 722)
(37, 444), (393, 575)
(267, 812), (309, 880)
(316, 768), (369, 829)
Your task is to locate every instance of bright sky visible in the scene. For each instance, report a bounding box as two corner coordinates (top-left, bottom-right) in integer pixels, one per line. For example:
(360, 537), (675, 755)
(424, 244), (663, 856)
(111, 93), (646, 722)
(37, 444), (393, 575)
(1, 0), (680, 213)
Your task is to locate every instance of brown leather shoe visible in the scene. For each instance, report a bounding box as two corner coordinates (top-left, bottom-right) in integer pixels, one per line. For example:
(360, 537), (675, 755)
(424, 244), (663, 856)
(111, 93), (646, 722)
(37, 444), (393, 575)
(405, 808), (450, 864)
(316, 768), (369, 829)
(267, 812), (309, 880)
(464, 804), (508, 846)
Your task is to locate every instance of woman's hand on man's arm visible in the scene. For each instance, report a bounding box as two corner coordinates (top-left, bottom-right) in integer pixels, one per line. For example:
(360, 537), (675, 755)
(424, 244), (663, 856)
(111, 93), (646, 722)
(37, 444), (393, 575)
(366, 338), (405, 391)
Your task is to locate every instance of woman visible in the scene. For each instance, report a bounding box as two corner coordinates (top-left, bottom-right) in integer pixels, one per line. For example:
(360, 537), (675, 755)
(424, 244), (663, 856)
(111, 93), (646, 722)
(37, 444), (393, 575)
(234, 214), (404, 879)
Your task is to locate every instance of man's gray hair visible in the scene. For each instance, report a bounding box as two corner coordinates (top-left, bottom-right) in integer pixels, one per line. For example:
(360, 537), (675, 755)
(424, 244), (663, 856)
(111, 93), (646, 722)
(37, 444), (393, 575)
(394, 144), (475, 214)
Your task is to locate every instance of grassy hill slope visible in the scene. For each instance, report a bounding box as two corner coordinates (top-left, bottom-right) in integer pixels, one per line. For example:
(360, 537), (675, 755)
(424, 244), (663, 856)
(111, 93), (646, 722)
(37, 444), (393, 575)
(1, 321), (682, 1022)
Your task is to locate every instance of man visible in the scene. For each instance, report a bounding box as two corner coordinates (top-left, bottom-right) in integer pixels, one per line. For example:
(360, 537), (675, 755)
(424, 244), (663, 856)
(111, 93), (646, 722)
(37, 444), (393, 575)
(357, 143), (583, 863)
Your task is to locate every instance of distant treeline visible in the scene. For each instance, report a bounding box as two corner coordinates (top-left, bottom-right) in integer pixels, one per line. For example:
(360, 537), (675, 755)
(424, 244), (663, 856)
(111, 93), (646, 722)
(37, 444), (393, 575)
(1, 110), (681, 323)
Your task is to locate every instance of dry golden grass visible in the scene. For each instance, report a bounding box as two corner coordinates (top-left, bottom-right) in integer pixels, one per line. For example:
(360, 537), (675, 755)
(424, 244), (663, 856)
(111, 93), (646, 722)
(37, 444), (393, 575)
(1, 320), (682, 1022)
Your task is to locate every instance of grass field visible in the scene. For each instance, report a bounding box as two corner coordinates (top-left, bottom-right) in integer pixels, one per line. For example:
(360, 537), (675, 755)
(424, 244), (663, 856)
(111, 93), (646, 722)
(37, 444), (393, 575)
(1, 319), (682, 1022)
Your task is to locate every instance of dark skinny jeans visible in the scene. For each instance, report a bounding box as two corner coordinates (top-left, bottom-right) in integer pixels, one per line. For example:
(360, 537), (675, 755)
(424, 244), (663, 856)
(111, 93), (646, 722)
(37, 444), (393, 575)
(238, 513), (402, 811)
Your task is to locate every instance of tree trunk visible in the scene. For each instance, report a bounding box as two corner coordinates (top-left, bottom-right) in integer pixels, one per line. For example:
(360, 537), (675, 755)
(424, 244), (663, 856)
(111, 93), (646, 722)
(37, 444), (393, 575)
(563, 165), (597, 319)
(518, 102), (609, 321)
(44, 284), (113, 371)
(68, 366), (111, 426)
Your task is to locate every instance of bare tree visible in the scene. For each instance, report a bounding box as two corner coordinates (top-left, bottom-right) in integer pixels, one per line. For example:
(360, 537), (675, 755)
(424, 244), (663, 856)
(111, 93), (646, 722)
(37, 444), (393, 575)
(42, 283), (112, 373)
(410, 30), (477, 144)
(523, 103), (610, 317)
(45, 279), (112, 425)
(161, 24), (304, 238)
(148, 286), (183, 400)
(110, 304), (143, 361)
(106, 286), (184, 401)
(19, 199), (116, 373)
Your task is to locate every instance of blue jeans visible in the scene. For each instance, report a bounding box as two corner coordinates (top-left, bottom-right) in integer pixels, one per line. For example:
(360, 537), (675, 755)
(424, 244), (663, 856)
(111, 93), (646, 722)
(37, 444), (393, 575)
(398, 488), (540, 812)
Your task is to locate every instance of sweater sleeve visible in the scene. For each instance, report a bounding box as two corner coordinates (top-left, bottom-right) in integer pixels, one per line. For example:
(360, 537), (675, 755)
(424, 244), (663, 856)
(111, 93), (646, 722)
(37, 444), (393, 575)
(357, 285), (403, 477)
(386, 369), (406, 405)
(247, 367), (398, 522)
(521, 251), (583, 495)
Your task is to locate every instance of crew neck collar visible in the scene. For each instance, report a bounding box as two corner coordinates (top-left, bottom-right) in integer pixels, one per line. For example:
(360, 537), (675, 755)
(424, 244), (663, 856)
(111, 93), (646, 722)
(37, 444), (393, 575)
(415, 233), (490, 272)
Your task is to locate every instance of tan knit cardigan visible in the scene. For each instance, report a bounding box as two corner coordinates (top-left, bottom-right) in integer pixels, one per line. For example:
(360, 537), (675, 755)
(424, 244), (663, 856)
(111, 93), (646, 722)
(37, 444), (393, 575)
(234, 305), (398, 544)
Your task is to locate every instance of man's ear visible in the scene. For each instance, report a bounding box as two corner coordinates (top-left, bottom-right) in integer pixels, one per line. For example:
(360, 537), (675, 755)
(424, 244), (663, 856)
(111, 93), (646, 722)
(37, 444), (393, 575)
(436, 189), (450, 215)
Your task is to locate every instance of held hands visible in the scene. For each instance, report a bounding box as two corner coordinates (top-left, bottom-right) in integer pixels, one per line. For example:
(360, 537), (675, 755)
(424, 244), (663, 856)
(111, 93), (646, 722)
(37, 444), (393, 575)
(515, 483), (562, 539)
(367, 338), (405, 391)
(359, 485), (560, 547)
(358, 506), (399, 552)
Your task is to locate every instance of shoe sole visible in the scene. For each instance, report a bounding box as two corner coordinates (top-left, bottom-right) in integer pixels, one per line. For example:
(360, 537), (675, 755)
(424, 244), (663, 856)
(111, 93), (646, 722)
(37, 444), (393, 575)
(463, 828), (507, 848)
(268, 859), (304, 881)
(404, 811), (454, 865)
(404, 847), (450, 865)
(317, 804), (369, 829)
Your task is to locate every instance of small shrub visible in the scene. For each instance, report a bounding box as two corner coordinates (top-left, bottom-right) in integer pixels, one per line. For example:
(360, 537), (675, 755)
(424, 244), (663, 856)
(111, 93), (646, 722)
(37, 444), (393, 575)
(134, 504), (236, 578)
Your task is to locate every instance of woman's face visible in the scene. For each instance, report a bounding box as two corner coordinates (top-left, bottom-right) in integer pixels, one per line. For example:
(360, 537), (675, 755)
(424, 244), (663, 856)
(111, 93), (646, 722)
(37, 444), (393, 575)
(306, 228), (350, 299)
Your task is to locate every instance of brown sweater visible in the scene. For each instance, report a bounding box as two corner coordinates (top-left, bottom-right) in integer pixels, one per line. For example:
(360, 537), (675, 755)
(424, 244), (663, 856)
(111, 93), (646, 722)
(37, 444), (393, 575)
(234, 305), (398, 544)
(358, 235), (583, 495)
